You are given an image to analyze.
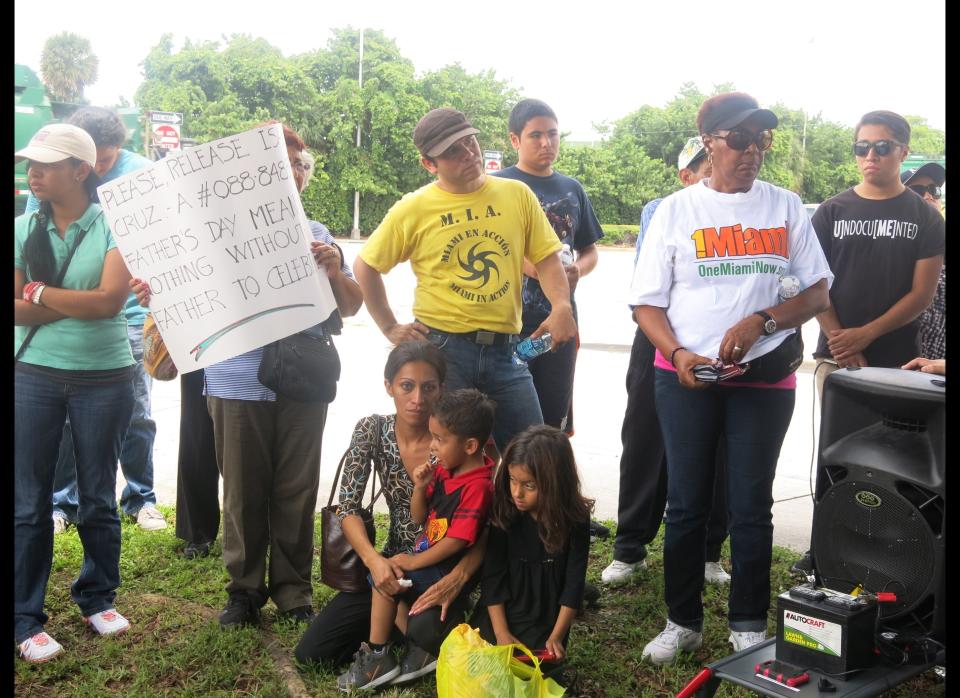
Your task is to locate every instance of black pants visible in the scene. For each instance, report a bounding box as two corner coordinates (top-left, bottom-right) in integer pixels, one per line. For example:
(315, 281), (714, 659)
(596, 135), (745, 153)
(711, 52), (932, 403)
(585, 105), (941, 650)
(522, 320), (578, 433)
(295, 578), (477, 668)
(613, 327), (728, 564)
(174, 369), (220, 545)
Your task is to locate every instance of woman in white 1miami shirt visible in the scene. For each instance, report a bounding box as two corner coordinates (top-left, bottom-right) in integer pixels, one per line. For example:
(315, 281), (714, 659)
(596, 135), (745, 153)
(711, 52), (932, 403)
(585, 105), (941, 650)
(629, 92), (833, 667)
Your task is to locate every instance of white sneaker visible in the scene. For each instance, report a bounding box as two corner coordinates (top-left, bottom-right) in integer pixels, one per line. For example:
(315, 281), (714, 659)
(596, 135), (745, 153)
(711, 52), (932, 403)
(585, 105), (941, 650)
(136, 506), (168, 531)
(601, 559), (647, 586)
(84, 609), (130, 636)
(642, 620), (703, 664)
(704, 561), (731, 585)
(19, 632), (63, 663)
(729, 629), (767, 652)
(52, 512), (69, 535)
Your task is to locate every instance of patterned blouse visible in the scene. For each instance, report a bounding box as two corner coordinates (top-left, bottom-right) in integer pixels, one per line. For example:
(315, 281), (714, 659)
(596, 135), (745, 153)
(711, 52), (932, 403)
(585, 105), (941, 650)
(920, 266), (945, 360)
(336, 414), (423, 559)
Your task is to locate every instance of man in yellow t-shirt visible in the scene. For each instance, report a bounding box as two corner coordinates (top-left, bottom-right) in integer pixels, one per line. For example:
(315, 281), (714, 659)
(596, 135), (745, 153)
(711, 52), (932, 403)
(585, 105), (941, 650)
(355, 108), (577, 449)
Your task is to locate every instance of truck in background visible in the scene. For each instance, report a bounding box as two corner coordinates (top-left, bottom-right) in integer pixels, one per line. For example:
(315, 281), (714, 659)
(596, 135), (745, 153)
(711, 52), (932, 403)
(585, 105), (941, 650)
(15, 63), (148, 215)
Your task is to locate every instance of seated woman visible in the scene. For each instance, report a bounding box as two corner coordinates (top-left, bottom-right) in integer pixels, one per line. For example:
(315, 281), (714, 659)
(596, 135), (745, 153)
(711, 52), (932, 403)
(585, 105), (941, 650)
(295, 341), (488, 687)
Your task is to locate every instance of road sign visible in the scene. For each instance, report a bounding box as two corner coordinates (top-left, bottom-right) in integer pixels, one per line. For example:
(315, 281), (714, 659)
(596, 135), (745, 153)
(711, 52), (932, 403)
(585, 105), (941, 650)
(152, 123), (181, 150)
(484, 150), (503, 173)
(148, 111), (183, 125)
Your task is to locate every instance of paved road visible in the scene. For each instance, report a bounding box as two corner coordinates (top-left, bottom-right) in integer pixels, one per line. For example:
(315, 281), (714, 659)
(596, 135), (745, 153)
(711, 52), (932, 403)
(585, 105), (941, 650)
(144, 242), (825, 552)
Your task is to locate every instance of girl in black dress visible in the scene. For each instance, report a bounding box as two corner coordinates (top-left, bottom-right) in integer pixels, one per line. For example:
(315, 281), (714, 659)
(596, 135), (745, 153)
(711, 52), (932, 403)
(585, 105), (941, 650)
(475, 425), (593, 662)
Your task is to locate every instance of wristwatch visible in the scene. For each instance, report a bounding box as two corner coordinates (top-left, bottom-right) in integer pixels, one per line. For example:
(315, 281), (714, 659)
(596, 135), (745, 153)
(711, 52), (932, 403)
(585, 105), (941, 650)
(754, 310), (776, 335)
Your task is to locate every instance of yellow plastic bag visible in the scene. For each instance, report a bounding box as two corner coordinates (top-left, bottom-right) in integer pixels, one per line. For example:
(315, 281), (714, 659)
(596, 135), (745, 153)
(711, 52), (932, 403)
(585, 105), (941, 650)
(436, 623), (566, 698)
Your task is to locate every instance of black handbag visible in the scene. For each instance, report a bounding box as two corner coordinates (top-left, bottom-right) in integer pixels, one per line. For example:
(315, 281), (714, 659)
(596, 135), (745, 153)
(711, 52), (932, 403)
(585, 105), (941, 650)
(734, 330), (804, 384)
(257, 324), (340, 403)
(320, 416), (383, 593)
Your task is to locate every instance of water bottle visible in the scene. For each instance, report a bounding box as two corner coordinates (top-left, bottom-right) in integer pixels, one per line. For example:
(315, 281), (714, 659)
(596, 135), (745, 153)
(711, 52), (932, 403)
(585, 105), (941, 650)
(560, 243), (574, 266)
(513, 333), (553, 365)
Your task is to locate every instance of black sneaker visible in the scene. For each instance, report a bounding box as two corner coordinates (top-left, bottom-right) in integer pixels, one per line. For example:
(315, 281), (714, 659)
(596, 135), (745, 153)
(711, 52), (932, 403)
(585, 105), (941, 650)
(390, 641), (438, 685)
(337, 642), (400, 692)
(589, 520), (610, 543)
(791, 550), (814, 576)
(181, 540), (213, 560)
(278, 605), (314, 624)
(219, 593), (260, 629)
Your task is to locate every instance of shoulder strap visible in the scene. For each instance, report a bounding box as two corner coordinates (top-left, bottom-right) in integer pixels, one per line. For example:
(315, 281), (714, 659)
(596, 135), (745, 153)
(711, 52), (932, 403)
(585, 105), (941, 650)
(368, 415), (384, 509)
(328, 415), (384, 508)
(15, 221), (91, 364)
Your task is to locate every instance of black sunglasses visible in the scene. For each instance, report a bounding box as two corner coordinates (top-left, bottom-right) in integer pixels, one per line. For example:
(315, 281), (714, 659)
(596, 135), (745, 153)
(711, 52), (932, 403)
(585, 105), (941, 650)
(853, 140), (904, 157)
(908, 183), (942, 199)
(710, 129), (773, 152)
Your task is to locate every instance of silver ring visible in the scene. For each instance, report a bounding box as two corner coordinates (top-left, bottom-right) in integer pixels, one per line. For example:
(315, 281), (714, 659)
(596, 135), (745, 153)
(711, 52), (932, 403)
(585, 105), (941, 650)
(733, 345), (743, 352)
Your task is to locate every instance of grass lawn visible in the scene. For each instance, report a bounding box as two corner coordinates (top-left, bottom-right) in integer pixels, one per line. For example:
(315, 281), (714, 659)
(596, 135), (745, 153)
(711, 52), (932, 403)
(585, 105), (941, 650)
(16, 507), (944, 697)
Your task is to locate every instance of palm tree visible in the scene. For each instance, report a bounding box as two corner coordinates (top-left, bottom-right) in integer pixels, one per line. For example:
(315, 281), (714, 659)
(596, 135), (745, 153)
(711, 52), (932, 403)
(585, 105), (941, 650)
(40, 32), (99, 103)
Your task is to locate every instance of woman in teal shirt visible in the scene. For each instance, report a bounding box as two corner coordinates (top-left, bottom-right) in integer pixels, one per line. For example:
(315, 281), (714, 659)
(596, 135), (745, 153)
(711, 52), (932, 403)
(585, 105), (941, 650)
(14, 124), (136, 662)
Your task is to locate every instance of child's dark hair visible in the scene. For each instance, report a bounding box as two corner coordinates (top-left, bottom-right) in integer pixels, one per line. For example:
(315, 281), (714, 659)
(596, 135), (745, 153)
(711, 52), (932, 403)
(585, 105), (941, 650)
(855, 110), (911, 145)
(492, 425), (594, 554)
(384, 341), (447, 384)
(22, 160), (101, 283)
(67, 107), (128, 148)
(431, 388), (495, 445)
(509, 98), (557, 136)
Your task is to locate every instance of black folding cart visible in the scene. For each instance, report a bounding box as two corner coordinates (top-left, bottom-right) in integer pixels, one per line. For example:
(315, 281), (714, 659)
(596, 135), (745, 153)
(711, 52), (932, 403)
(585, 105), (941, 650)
(676, 639), (939, 698)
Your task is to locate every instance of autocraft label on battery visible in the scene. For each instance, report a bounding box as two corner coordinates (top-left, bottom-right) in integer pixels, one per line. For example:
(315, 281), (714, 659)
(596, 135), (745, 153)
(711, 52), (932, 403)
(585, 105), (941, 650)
(782, 610), (841, 656)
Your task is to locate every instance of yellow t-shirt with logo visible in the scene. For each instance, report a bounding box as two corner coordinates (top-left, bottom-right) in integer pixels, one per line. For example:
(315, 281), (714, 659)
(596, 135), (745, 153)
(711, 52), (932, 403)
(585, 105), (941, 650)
(360, 177), (562, 334)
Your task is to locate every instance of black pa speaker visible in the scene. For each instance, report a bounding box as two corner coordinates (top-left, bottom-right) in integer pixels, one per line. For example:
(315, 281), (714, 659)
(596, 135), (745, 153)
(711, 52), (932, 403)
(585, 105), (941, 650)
(812, 367), (945, 642)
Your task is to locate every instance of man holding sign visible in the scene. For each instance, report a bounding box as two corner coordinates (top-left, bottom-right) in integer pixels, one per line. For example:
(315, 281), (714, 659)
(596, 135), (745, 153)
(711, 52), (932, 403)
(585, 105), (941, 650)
(354, 108), (576, 451)
(127, 123), (362, 629)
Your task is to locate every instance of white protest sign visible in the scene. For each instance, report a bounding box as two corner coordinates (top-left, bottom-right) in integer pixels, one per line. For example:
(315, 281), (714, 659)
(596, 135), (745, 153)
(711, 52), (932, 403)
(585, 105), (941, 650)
(97, 123), (338, 373)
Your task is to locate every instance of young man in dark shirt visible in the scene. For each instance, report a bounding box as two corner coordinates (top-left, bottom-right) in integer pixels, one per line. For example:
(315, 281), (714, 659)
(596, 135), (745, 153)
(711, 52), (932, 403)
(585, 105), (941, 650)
(812, 110), (943, 387)
(495, 99), (603, 435)
(793, 110), (944, 577)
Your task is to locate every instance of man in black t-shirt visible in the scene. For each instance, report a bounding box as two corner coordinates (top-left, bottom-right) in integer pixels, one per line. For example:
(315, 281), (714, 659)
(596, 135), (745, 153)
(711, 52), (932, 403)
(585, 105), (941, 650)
(495, 99), (604, 434)
(812, 110), (944, 394)
(792, 110), (944, 579)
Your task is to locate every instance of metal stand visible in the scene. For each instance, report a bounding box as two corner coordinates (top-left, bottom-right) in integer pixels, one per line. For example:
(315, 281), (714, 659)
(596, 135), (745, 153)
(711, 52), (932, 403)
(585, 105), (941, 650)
(678, 639), (937, 697)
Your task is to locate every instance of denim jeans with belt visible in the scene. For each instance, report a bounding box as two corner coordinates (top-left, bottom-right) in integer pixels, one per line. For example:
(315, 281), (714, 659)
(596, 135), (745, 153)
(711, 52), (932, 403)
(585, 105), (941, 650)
(52, 324), (157, 520)
(654, 368), (795, 632)
(15, 367), (134, 643)
(424, 328), (544, 451)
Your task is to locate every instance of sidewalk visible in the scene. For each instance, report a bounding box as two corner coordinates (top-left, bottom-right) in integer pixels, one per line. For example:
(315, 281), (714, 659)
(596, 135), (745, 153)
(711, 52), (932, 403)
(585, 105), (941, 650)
(143, 243), (818, 553)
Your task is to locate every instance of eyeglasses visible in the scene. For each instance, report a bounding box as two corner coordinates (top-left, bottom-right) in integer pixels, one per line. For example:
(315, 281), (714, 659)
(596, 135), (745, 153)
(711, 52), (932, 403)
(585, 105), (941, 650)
(853, 140), (904, 157)
(709, 129), (774, 152)
(908, 183), (942, 199)
(292, 161), (311, 173)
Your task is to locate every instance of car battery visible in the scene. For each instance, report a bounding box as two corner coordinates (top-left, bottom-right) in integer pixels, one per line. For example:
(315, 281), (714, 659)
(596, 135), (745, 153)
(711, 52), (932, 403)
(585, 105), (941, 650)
(776, 585), (878, 678)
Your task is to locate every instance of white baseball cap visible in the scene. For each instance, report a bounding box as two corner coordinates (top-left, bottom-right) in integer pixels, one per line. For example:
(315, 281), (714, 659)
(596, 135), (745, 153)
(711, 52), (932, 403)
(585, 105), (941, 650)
(15, 123), (97, 168)
(678, 136), (706, 171)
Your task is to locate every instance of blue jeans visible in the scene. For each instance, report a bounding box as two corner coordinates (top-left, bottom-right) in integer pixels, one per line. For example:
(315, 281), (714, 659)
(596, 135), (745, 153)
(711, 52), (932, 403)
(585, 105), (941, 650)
(654, 369), (794, 632)
(53, 324), (157, 520)
(15, 367), (134, 643)
(424, 329), (543, 451)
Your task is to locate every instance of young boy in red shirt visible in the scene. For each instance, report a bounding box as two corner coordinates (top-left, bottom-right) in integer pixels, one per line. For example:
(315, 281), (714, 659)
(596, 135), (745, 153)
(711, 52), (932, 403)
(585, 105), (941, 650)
(338, 389), (496, 691)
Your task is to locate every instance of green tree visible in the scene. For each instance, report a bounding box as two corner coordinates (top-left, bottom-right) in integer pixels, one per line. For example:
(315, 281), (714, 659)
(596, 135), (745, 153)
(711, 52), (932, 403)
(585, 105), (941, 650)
(905, 116), (945, 158)
(40, 32), (98, 103)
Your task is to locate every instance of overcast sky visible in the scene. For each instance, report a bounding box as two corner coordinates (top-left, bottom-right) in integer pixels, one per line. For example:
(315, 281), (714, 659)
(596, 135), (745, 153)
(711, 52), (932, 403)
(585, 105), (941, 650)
(14, 0), (945, 142)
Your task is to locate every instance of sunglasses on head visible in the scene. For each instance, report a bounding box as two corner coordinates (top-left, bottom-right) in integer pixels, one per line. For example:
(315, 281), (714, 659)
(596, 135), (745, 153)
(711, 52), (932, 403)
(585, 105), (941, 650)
(853, 140), (904, 157)
(710, 129), (773, 152)
(908, 183), (942, 199)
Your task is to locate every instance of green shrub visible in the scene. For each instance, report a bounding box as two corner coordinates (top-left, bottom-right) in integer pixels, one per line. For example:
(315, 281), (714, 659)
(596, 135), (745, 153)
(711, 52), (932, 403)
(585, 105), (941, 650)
(600, 224), (639, 247)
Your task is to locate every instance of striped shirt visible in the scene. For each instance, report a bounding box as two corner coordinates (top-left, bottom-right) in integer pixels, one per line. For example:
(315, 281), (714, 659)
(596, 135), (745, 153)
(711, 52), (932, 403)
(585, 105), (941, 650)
(203, 221), (352, 401)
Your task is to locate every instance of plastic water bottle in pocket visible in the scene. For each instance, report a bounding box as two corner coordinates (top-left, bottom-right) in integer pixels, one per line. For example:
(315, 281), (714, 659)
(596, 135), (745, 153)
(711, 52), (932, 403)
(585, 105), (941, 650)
(513, 333), (553, 365)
